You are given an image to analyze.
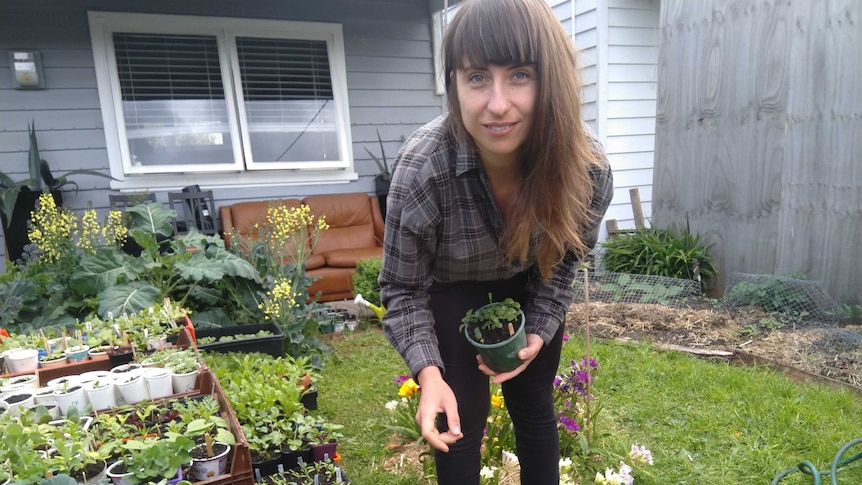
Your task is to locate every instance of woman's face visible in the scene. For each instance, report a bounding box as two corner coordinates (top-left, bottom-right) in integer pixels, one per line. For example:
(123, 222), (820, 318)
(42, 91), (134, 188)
(455, 63), (537, 166)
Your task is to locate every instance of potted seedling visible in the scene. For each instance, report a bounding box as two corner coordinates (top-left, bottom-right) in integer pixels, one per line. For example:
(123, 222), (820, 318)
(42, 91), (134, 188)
(188, 434), (232, 481)
(64, 330), (90, 363)
(113, 435), (195, 485)
(39, 349), (67, 368)
(53, 380), (87, 417)
(459, 295), (527, 373)
(106, 331), (135, 367)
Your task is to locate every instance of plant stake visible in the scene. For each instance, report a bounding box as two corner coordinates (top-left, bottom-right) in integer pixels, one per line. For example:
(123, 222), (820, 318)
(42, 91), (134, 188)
(581, 263), (594, 443)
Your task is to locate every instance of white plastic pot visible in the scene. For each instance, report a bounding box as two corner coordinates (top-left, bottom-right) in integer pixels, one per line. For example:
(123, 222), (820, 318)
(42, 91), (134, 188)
(191, 442), (231, 481)
(33, 385), (57, 405)
(114, 374), (148, 405)
(5, 348), (39, 373)
(142, 367), (173, 400)
(53, 385), (87, 416)
(105, 460), (134, 485)
(1, 391), (35, 416)
(169, 363), (201, 394)
(84, 379), (117, 411)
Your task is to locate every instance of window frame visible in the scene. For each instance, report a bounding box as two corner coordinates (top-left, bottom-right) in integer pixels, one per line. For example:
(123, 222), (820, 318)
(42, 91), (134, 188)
(89, 11), (356, 191)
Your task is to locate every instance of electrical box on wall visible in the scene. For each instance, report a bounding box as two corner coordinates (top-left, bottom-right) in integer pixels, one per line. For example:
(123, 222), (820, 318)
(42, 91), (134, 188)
(10, 51), (46, 89)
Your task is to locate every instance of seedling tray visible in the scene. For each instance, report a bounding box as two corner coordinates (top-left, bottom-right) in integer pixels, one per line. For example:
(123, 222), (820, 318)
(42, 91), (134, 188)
(182, 323), (285, 358)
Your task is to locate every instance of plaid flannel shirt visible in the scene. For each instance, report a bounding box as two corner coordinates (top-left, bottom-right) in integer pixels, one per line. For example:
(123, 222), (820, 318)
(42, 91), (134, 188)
(379, 115), (613, 376)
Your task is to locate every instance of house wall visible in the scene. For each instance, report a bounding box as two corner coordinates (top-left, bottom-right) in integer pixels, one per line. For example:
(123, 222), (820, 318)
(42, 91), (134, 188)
(653, 0), (862, 304)
(562, 0), (660, 236)
(0, 0), (441, 266)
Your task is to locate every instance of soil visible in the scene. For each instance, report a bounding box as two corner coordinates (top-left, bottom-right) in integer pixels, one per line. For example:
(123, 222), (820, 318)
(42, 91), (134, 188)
(464, 319), (521, 345)
(565, 301), (862, 390)
(190, 442), (229, 460)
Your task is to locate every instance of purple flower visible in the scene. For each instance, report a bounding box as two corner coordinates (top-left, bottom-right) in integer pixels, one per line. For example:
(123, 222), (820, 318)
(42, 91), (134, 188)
(553, 377), (562, 388)
(559, 414), (581, 433)
(562, 333), (569, 342)
(394, 375), (410, 386)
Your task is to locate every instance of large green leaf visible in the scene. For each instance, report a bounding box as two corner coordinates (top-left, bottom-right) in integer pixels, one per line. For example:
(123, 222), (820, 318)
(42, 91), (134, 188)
(126, 202), (176, 238)
(186, 285), (222, 306)
(205, 246), (261, 282)
(70, 247), (141, 294)
(188, 309), (235, 328)
(175, 254), (226, 282)
(98, 281), (161, 318)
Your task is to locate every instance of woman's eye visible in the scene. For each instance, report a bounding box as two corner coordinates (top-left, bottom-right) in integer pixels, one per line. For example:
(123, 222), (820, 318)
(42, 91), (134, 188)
(513, 71), (530, 81)
(469, 73), (485, 83)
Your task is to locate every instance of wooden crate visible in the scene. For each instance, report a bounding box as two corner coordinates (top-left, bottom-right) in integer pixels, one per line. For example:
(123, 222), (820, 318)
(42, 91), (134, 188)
(194, 368), (253, 485)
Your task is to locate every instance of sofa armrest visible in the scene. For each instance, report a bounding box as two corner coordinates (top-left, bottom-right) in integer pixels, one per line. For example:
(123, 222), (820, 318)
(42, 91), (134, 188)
(370, 196), (384, 245)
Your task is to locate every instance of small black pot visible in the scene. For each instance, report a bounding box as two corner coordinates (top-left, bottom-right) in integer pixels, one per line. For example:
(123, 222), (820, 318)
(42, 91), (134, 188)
(107, 347), (134, 366)
(252, 454), (282, 480)
(300, 388), (318, 411)
(281, 446), (313, 470)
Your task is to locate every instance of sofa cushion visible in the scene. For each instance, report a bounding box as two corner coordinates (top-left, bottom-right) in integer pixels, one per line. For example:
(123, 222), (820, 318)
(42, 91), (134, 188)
(317, 247), (384, 268)
(303, 193), (379, 254)
(304, 253), (326, 270)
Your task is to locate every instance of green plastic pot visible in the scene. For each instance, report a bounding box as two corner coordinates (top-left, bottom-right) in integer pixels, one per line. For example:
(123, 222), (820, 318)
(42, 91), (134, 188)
(463, 309), (527, 373)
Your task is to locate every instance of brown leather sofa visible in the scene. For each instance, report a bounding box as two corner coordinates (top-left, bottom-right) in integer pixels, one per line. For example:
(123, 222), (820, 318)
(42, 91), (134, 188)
(220, 192), (384, 302)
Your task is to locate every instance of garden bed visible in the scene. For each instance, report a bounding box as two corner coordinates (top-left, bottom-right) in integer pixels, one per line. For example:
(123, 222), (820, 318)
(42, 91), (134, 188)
(567, 301), (862, 391)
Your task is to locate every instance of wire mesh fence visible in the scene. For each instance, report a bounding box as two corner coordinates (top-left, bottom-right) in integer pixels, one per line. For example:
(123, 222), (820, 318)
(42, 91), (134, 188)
(571, 271), (703, 307)
(720, 272), (845, 324)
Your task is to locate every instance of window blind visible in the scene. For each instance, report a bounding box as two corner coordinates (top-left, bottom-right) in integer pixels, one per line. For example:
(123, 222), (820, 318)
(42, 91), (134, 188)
(113, 33), (228, 130)
(236, 37), (334, 125)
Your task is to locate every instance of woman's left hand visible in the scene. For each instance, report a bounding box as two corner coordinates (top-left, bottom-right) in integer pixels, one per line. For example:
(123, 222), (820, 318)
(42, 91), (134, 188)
(477, 333), (544, 384)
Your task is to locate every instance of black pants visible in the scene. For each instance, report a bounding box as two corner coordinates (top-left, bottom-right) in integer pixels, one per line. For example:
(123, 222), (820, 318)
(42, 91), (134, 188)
(429, 274), (564, 485)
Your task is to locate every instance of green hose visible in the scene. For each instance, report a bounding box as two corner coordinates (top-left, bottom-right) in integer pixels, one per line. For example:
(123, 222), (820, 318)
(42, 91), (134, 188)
(771, 439), (862, 485)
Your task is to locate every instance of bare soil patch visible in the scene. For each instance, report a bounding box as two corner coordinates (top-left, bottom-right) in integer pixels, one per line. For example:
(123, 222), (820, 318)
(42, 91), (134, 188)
(566, 301), (862, 389)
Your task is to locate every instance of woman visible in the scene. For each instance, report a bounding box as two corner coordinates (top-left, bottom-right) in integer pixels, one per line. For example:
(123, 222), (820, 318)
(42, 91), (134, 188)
(379, 0), (614, 482)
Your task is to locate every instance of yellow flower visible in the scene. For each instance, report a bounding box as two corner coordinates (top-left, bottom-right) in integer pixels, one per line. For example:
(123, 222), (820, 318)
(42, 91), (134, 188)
(28, 192), (77, 263)
(490, 391), (504, 409)
(261, 277), (298, 322)
(102, 210), (128, 246)
(76, 208), (101, 252)
(398, 378), (420, 398)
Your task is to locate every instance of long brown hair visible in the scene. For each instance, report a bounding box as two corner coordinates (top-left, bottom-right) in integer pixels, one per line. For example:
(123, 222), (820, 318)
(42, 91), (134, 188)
(443, 0), (603, 280)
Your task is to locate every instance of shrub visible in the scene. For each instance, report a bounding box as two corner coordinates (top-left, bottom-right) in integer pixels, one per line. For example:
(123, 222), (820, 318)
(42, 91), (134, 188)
(352, 257), (382, 307)
(599, 221), (716, 290)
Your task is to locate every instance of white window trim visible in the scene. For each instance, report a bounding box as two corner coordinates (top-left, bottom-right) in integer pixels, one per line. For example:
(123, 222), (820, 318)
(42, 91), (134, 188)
(88, 11), (357, 191)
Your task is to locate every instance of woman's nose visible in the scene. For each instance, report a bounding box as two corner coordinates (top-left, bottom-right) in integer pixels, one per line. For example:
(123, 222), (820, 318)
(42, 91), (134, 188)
(487, 79), (511, 115)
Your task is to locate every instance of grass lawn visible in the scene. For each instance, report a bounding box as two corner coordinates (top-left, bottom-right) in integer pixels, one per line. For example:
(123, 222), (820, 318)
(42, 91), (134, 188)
(317, 326), (862, 484)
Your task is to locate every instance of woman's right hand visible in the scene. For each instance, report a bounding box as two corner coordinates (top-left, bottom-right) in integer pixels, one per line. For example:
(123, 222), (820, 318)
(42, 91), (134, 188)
(416, 366), (463, 451)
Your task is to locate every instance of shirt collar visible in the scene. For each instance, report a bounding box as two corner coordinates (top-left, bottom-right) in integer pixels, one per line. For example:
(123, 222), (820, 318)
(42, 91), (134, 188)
(454, 138), (481, 177)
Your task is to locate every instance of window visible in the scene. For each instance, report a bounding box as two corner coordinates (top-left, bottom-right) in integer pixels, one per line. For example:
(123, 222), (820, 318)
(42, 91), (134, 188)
(89, 12), (356, 190)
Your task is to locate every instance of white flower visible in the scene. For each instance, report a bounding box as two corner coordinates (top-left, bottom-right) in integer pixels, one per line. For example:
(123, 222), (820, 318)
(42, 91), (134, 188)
(501, 450), (520, 470)
(479, 466), (496, 479)
(596, 468), (624, 485)
(559, 457), (573, 471)
(384, 400), (399, 411)
(619, 462), (634, 485)
(629, 444), (654, 465)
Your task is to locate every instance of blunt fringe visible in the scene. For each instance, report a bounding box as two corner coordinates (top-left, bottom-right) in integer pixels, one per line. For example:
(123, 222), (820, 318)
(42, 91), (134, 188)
(443, 0), (604, 281)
